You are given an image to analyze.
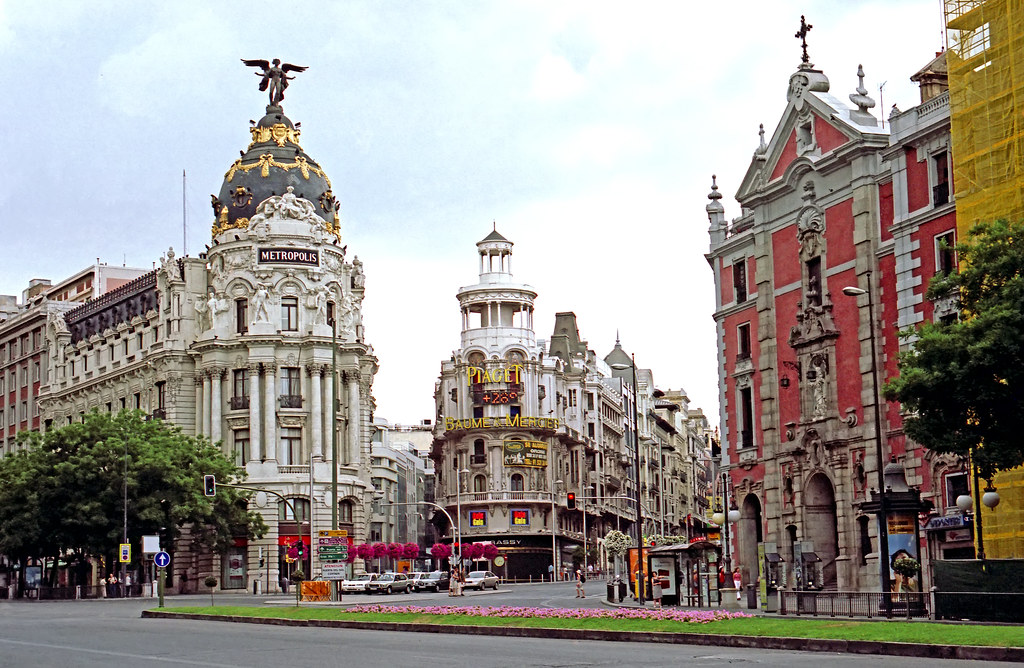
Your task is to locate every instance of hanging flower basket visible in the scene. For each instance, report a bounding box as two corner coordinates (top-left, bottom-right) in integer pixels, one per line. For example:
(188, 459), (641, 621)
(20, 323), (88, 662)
(387, 542), (404, 559)
(465, 542), (485, 560)
(430, 543), (452, 560)
(482, 543), (499, 560)
(355, 543), (374, 560)
(403, 542), (420, 559)
(372, 542), (389, 558)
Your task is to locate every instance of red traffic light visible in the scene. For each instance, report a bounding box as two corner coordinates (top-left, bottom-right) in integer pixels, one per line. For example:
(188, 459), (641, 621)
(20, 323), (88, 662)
(566, 492), (576, 509)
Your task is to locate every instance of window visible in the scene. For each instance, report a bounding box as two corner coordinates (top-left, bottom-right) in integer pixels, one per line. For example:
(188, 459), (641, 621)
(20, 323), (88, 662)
(936, 231), (956, 277)
(123, 339), (129, 357)
(933, 151), (950, 206)
(152, 326), (159, 342)
(944, 471), (970, 509)
(280, 367), (301, 405)
(472, 406), (484, 419)
(235, 298), (248, 334)
(232, 368), (249, 409)
(338, 501), (353, 524)
(510, 473), (524, 491)
(119, 397), (126, 411)
(568, 389), (577, 407)
(233, 429), (249, 466)
(473, 475), (487, 492)
(20, 401), (28, 422)
(20, 365), (28, 387)
(738, 386), (753, 449)
(858, 515), (872, 566)
(280, 427), (302, 465)
(472, 439), (486, 465)
(737, 323), (751, 361)
(137, 333), (144, 351)
(733, 259), (748, 303)
(586, 393), (595, 411)
(509, 404), (521, 419)
(32, 361), (40, 383)
(278, 498), (310, 522)
(281, 297), (298, 331)
(134, 393), (141, 409)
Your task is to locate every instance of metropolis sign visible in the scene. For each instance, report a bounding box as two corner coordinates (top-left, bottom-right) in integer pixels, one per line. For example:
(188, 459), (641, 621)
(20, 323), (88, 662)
(258, 247), (320, 266)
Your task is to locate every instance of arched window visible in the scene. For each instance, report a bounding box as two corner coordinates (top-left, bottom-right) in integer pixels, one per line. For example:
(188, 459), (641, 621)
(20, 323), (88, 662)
(510, 473), (524, 491)
(338, 500), (353, 524)
(278, 498), (310, 522)
(473, 474), (487, 493)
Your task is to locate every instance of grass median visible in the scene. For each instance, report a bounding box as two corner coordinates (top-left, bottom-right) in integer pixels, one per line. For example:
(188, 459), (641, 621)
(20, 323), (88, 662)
(155, 604), (1024, 647)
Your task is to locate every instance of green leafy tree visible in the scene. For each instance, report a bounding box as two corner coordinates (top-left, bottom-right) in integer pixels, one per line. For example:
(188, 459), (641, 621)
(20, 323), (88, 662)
(885, 219), (1024, 479)
(0, 411), (266, 581)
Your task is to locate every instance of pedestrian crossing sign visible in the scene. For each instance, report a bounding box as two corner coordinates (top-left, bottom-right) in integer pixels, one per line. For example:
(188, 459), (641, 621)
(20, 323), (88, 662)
(119, 543), (131, 563)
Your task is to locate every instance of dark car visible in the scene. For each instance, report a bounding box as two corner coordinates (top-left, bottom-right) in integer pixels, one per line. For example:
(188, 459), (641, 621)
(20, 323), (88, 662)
(415, 570), (450, 592)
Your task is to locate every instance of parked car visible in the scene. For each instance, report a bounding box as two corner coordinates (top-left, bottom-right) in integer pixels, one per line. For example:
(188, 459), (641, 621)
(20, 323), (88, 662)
(464, 570), (499, 590)
(341, 573), (378, 594)
(408, 572), (430, 591)
(367, 572), (410, 594)
(414, 570), (450, 592)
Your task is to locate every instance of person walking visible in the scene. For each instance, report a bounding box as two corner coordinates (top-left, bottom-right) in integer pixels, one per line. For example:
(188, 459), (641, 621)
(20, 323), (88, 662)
(575, 568), (586, 598)
(652, 575), (663, 608)
(733, 567), (742, 600)
(548, 563), (554, 582)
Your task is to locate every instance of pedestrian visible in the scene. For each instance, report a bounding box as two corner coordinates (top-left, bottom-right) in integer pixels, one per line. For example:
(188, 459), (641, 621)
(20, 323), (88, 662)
(733, 567), (742, 600)
(124, 572), (132, 598)
(575, 568), (586, 598)
(548, 563), (554, 582)
(652, 575), (663, 608)
(106, 574), (115, 598)
(448, 569), (457, 597)
(456, 568), (466, 596)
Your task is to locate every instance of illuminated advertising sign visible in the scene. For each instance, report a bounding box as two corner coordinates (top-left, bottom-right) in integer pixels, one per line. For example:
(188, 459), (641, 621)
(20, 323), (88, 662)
(503, 440), (548, 467)
(511, 509), (530, 526)
(470, 510), (487, 527)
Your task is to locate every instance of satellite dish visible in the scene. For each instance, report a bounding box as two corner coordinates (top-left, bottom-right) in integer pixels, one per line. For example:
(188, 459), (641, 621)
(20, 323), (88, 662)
(254, 491), (268, 508)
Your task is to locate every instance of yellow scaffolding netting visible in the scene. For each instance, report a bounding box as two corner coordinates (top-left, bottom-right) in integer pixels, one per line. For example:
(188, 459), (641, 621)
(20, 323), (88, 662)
(945, 0), (1024, 558)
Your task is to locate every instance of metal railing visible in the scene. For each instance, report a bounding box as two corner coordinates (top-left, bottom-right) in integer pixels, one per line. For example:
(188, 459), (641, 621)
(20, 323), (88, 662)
(779, 590), (929, 619)
(280, 395), (303, 408)
(229, 396), (250, 410)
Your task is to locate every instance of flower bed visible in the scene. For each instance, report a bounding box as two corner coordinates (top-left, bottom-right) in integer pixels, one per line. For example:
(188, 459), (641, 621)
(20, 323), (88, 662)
(345, 604), (750, 623)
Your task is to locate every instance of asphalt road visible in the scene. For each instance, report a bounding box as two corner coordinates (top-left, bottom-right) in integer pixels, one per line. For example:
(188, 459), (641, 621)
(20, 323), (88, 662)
(0, 583), (999, 668)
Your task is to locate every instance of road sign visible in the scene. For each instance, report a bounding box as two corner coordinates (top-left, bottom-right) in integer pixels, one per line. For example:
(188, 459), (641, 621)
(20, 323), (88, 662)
(318, 529), (348, 538)
(317, 546), (348, 557)
(119, 543), (131, 563)
(321, 563), (347, 580)
(154, 551), (171, 568)
(318, 537), (348, 545)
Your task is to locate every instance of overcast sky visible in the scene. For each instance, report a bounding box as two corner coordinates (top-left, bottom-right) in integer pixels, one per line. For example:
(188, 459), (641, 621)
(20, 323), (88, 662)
(2, 1), (945, 428)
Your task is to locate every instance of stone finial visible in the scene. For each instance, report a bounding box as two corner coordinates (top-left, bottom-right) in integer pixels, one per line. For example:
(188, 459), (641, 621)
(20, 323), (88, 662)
(795, 15), (813, 66)
(707, 175), (727, 245)
(754, 123), (768, 160)
(849, 64), (877, 125)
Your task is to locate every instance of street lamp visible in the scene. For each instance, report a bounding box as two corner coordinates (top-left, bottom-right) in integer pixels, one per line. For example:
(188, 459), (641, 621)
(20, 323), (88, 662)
(551, 479), (563, 580)
(610, 353), (645, 606)
(455, 468), (469, 568)
(843, 274), (891, 597)
(581, 483), (595, 574)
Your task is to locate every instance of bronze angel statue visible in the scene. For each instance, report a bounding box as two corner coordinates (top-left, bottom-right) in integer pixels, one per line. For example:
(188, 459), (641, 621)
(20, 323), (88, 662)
(241, 58), (308, 106)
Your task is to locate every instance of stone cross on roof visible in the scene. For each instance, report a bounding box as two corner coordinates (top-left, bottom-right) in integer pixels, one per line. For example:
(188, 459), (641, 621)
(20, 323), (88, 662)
(795, 15), (813, 65)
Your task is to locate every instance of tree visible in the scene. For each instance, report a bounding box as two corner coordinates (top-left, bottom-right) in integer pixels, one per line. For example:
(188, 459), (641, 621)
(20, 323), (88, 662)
(0, 410), (266, 581)
(885, 219), (1024, 479)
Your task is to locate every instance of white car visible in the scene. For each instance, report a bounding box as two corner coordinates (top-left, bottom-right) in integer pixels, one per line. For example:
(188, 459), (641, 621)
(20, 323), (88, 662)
(341, 573), (377, 594)
(464, 570), (499, 590)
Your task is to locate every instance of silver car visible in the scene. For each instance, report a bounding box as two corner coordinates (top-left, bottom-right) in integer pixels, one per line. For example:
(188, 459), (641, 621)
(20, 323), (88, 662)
(367, 572), (410, 594)
(464, 570), (499, 590)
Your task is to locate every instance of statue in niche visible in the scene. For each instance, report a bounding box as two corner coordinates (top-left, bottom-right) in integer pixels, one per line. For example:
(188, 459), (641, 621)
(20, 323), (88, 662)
(207, 291), (227, 328)
(811, 358), (828, 419)
(336, 293), (355, 337)
(309, 286), (328, 326)
(352, 256), (365, 288)
(251, 284), (271, 323)
(193, 294), (211, 331)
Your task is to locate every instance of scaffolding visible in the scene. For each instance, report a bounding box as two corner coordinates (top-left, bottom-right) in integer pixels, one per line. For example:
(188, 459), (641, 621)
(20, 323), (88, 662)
(945, 0), (1024, 558)
(945, 0), (1024, 231)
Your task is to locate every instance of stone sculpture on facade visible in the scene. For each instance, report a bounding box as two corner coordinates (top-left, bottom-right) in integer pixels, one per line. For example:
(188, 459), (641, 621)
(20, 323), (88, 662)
(240, 58), (308, 106)
(251, 284), (271, 323)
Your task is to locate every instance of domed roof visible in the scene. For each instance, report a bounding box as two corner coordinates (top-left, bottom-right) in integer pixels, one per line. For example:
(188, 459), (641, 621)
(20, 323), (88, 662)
(211, 105), (340, 239)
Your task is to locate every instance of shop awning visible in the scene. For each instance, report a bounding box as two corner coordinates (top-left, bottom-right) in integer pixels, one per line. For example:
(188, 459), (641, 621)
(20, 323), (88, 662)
(801, 552), (821, 563)
(766, 553), (784, 563)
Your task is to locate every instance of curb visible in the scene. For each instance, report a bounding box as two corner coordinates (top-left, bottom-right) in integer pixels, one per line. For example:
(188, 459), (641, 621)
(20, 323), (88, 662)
(141, 610), (1023, 662)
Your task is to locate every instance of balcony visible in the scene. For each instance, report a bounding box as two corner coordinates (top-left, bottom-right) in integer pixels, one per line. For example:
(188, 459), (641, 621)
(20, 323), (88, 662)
(933, 181), (950, 206)
(229, 396), (250, 410)
(470, 454), (487, 465)
(280, 395), (303, 409)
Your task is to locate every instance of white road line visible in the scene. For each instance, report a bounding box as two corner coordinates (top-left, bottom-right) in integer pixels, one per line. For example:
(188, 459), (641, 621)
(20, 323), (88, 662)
(0, 637), (245, 667)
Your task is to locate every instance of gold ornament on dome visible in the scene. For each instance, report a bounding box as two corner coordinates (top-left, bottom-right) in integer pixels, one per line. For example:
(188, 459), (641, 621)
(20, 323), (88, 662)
(224, 154), (329, 183)
(248, 123), (302, 149)
(212, 217), (250, 237)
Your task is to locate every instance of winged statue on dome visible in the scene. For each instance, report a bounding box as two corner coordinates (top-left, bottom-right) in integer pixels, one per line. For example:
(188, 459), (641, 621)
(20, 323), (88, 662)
(241, 58), (308, 106)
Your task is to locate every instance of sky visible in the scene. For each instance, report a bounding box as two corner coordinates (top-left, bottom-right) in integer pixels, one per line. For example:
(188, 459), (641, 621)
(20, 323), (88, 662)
(1, 0), (946, 428)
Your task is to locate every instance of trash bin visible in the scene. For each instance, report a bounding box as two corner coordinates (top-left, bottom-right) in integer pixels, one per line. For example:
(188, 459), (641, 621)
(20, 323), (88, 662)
(618, 580), (627, 602)
(746, 584), (757, 609)
(607, 581), (616, 602)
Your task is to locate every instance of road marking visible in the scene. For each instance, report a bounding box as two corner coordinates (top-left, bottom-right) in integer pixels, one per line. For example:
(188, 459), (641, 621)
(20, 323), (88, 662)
(0, 637), (245, 667)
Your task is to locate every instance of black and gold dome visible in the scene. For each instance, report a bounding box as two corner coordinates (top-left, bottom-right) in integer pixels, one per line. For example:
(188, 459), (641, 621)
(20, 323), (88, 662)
(211, 106), (340, 239)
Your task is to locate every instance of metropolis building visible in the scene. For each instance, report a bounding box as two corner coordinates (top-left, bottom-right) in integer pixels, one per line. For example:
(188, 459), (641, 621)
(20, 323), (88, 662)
(35, 80), (378, 591)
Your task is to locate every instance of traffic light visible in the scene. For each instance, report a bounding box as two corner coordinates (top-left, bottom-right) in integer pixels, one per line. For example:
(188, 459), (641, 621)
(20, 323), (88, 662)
(203, 475), (216, 497)
(296, 541), (304, 558)
(566, 492), (576, 510)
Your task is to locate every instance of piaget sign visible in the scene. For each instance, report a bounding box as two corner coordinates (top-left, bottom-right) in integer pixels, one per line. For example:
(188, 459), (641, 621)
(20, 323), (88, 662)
(443, 415), (560, 431)
(467, 365), (523, 385)
(503, 440), (548, 468)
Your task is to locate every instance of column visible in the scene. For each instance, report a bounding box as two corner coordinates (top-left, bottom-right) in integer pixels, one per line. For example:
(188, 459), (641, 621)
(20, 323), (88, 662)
(202, 370), (212, 437)
(324, 366), (334, 462)
(248, 363), (262, 462)
(347, 373), (360, 465)
(194, 376), (204, 437)
(308, 364), (323, 461)
(264, 362), (277, 463)
(210, 367), (223, 445)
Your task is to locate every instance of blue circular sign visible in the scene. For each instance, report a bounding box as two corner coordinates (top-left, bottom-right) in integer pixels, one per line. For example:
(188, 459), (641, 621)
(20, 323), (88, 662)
(154, 551), (171, 568)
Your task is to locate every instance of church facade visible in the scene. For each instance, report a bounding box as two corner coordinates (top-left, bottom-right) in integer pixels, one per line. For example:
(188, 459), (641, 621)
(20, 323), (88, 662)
(707, 43), (962, 595)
